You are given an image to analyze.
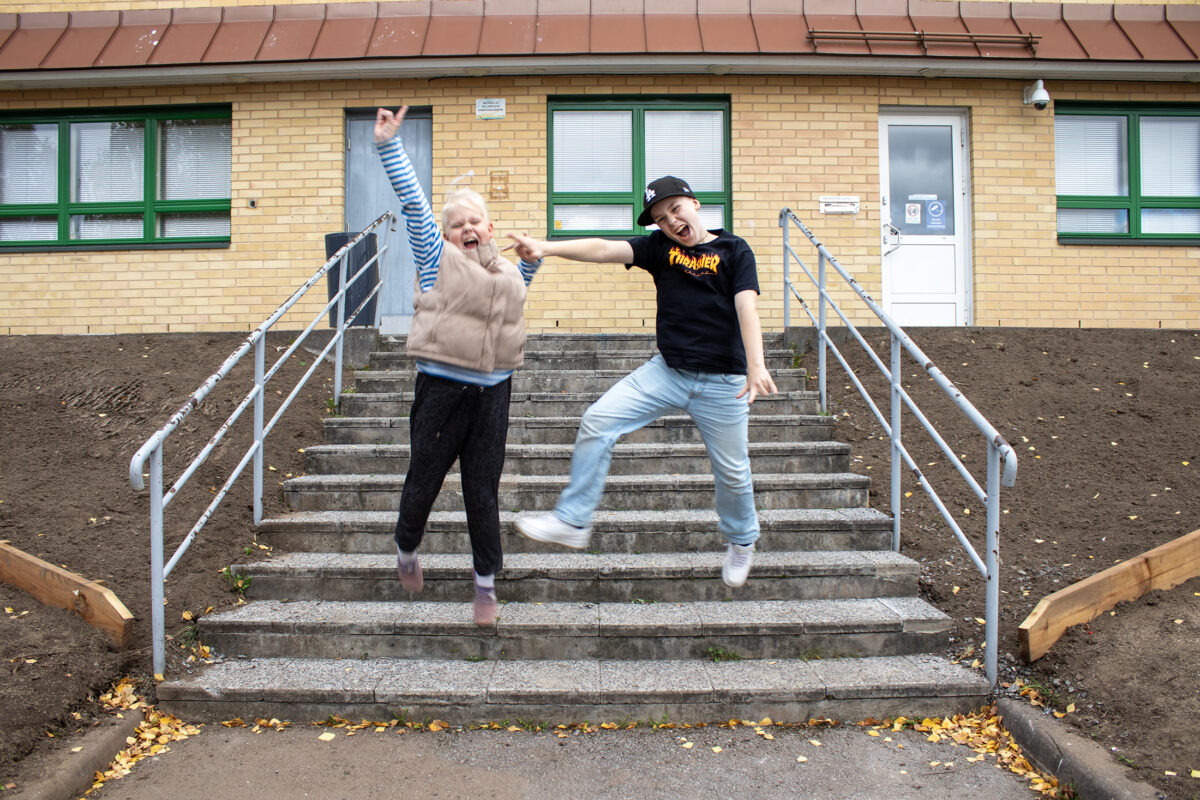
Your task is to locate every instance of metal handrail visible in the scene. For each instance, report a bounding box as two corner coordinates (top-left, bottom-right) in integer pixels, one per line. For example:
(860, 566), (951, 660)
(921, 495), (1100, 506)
(129, 212), (395, 676)
(778, 208), (1017, 687)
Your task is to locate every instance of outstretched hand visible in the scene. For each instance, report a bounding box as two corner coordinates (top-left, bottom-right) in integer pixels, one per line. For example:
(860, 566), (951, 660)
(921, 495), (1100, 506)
(506, 232), (547, 263)
(374, 106), (408, 143)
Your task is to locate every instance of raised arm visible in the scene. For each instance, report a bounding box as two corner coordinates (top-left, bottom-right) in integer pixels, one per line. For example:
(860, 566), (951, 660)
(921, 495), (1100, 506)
(734, 289), (777, 404)
(508, 233), (634, 265)
(375, 106), (442, 292)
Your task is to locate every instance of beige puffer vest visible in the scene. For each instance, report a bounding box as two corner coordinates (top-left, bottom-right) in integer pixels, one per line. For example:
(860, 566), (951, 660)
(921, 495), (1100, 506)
(405, 239), (527, 372)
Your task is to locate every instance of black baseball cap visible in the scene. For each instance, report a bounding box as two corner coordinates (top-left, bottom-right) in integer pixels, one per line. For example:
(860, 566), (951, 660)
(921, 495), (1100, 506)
(637, 176), (697, 227)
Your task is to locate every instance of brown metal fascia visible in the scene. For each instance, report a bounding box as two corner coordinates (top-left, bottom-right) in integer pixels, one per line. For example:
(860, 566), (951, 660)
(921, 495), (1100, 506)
(1164, 5), (1200, 62)
(1113, 6), (1194, 63)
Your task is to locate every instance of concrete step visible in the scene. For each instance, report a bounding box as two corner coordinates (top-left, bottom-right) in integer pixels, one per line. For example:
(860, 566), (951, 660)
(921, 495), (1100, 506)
(368, 349), (800, 372)
(156, 653), (990, 724)
(352, 368), (810, 395)
(322, 413), (836, 445)
(195, 597), (951, 661)
(241, 550), (919, 603)
(256, 508), (895, 555)
(302, 441), (851, 476)
(281, 472), (871, 513)
(339, 390), (820, 418)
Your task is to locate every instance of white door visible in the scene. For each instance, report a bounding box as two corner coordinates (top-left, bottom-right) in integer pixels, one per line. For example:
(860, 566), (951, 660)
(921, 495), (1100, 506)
(879, 112), (971, 326)
(345, 109), (433, 335)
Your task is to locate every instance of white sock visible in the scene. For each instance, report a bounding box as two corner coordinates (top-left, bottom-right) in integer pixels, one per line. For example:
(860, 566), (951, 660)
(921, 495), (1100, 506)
(474, 572), (495, 589)
(398, 549), (418, 565)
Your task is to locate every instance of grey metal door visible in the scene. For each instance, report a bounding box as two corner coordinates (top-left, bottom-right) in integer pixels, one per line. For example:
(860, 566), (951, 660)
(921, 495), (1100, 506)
(345, 109), (433, 335)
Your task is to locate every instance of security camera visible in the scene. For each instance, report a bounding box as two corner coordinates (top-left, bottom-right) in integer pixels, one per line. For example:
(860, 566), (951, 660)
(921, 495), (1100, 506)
(1023, 79), (1050, 111)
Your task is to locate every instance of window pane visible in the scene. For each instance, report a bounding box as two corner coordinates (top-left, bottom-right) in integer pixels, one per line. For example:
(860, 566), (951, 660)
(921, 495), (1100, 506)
(887, 124), (955, 236)
(159, 211), (230, 237)
(0, 124), (57, 203)
(552, 204), (632, 231)
(552, 111), (631, 192)
(1056, 207), (1128, 234)
(160, 119), (232, 201)
(1142, 208), (1200, 235)
(0, 217), (57, 241)
(70, 214), (142, 239)
(645, 110), (724, 191)
(1140, 117), (1200, 197)
(1054, 115), (1127, 196)
(71, 121), (144, 203)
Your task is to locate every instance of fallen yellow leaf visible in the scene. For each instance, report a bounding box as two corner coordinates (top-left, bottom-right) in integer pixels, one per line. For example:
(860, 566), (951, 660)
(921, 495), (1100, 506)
(681, 741), (694, 749)
(808, 739), (822, 747)
(318, 732), (336, 741)
(711, 746), (722, 753)
(797, 756), (808, 763)
(1066, 703), (1075, 713)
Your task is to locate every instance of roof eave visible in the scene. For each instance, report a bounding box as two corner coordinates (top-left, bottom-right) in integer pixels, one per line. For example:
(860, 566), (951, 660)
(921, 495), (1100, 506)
(2, 55), (1199, 90)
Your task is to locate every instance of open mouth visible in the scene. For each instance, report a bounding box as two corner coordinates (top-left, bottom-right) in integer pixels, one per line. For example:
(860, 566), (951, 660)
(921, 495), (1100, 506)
(462, 234), (479, 249)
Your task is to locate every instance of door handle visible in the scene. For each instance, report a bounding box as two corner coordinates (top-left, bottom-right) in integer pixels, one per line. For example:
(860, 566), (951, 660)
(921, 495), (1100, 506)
(882, 223), (901, 255)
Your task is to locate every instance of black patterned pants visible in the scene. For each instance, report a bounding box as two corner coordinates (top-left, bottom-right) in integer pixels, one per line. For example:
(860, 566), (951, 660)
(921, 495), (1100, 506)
(394, 372), (511, 576)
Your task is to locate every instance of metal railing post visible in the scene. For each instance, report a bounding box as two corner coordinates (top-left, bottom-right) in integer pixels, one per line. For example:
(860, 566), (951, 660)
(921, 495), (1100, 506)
(252, 335), (265, 526)
(782, 221), (791, 330)
(149, 447), (165, 677)
(334, 253), (347, 406)
(817, 250), (827, 414)
(985, 444), (1002, 685)
(890, 332), (902, 552)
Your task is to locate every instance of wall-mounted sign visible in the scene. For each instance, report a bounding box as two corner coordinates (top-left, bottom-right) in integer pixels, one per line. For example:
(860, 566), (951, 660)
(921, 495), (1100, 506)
(475, 98), (506, 120)
(926, 199), (946, 230)
(819, 195), (860, 214)
(905, 202), (921, 225)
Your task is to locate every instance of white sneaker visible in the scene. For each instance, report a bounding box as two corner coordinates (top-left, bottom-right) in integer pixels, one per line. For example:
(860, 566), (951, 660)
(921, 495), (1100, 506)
(515, 512), (592, 550)
(722, 543), (754, 588)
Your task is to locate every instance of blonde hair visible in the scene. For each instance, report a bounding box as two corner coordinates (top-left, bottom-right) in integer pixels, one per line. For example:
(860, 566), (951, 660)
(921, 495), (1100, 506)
(441, 187), (489, 229)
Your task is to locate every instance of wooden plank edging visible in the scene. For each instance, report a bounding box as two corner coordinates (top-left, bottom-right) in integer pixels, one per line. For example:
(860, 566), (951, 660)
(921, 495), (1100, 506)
(0, 540), (134, 650)
(1018, 527), (1200, 662)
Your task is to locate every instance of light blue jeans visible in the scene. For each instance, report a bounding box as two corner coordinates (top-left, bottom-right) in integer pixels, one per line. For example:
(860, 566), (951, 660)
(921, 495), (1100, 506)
(554, 354), (759, 546)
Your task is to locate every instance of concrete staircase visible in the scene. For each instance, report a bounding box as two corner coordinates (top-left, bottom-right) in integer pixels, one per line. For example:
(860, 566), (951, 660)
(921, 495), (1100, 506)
(158, 333), (989, 723)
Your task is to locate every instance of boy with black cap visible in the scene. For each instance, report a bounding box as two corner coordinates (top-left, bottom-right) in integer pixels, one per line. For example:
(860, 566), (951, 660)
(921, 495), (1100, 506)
(509, 176), (776, 588)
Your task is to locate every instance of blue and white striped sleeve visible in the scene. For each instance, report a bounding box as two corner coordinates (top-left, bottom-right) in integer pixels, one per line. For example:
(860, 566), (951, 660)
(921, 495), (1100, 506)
(375, 135), (442, 293)
(517, 258), (542, 287)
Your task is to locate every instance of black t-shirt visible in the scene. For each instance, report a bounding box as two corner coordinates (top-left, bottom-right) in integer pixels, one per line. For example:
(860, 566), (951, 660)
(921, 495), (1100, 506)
(626, 229), (760, 374)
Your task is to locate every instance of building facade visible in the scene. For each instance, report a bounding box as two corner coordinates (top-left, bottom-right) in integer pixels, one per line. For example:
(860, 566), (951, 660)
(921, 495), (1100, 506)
(1, 0), (1198, 335)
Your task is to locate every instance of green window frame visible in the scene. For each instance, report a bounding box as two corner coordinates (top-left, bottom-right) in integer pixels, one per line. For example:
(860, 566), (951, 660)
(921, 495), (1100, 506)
(0, 105), (232, 250)
(1055, 104), (1200, 244)
(547, 97), (732, 238)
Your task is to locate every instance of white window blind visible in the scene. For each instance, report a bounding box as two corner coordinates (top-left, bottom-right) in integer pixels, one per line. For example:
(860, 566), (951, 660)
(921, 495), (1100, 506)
(1140, 117), (1200, 197)
(0, 217), (56, 241)
(645, 111), (723, 191)
(1054, 115), (1127, 196)
(1142, 208), (1200, 234)
(71, 121), (144, 203)
(160, 119), (232, 200)
(1056, 207), (1128, 234)
(0, 124), (57, 204)
(553, 111), (631, 192)
(553, 204), (632, 232)
(159, 212), (231, 237)
(70, 213), (142, 239)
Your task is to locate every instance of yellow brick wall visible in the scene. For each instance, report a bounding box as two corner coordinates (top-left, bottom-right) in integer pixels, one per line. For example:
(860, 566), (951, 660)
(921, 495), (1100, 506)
(2, 74), (1200, 334)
